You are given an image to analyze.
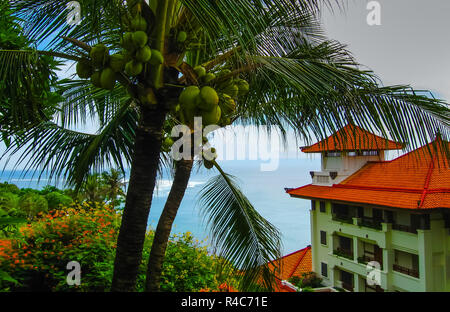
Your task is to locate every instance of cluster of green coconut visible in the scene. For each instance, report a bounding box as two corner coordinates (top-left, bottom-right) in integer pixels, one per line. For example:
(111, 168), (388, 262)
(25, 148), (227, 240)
(176, 66), (249, 130)
(75, 7), (164, 98)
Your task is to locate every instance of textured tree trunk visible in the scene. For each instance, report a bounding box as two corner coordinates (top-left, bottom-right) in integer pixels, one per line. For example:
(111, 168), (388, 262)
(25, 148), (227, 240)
(145, 158), (194, 292)
(111, 108), (166, 292)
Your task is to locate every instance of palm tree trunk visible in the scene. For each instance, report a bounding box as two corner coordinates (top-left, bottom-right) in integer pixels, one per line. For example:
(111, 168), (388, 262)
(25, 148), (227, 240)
(145, 158), (194, 292)
(111, 108), (166, 292)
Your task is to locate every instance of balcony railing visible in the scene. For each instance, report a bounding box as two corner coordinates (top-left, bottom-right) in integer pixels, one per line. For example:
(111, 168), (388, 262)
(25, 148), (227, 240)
(392, 224), (417, 234)
(341, 282), (354, 292)
(359, 217), (382, 230)
(357, 255), (383, 270)
(393, 264), (419, 278)
(333, 247), (354, 260)
(332, 214), (353, 224)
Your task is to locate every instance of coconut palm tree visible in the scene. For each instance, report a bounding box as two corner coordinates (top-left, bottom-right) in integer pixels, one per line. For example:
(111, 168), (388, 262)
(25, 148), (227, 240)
(100, 169), (126, 209)
(2, 0), (449, 292)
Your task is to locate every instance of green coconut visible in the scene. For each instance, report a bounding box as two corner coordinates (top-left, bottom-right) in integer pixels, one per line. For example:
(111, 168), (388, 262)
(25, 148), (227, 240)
(125, 60), (143, 76)
(217, 69), (232, 78)
(198, 86), (219, 111)
(163, 137), (174, 148)
(223, 84), (239, 98)
(130, 16), (147, 32)
(202, 105), (221, 126)
(177, 31), (187, 43)
(76, 60), (93, 79)
(132, 31), (148, 48)
(237, 79), (250, 95)
(194, 66), (206, 78)
(90, 44), (109, 68)
(136, 46), (152, 62)
(91, 71), (102, 88)
(220, 95), (236, 115)
(109, 54), (126, 72)
(149, 49), (164, 65)
(121, 32), (135, 51)
(100, 68), (116, 90)
(139, 88), (157, 106)
(202, 72), (216, 84)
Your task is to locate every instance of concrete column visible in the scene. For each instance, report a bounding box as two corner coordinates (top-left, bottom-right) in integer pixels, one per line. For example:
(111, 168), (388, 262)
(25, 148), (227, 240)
(417, 229), (433, 291)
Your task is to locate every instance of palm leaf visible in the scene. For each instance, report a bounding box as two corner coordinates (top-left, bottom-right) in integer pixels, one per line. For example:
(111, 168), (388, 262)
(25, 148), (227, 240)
(198, 164), (282, 291)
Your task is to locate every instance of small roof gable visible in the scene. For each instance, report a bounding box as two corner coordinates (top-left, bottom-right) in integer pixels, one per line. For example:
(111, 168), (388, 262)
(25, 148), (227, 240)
(301, 124), (404, 153)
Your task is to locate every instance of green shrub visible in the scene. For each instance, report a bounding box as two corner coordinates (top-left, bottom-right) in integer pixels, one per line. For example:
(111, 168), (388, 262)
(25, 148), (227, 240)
(18, 193), (48, 220)
(0, 202), (231, 292)
(45, 192), (73, 210)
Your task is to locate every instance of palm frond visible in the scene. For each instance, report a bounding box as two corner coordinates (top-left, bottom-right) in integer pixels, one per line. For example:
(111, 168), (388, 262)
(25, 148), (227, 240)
(198, 164), (282, 291)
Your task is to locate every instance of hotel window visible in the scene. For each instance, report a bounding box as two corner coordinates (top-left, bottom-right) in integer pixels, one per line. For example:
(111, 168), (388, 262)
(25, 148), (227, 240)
(362, 150), (379, 156)
(320, 201), (326, 213)
(311, 200), (316, 211)
(321, 262), (328, 277)
(320, 231), (327, 245)
(326, 151), (341, 157)
(348, 151), (358, 157)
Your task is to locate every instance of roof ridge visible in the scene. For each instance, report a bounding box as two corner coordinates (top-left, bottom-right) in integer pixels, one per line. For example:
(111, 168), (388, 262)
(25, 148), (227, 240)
(418, 157), (436, 208)
(287, 246), (310, 279)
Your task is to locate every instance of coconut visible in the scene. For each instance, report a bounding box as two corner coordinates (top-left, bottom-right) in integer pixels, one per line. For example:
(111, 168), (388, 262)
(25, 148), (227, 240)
(131, 16), (147, 32)
(163, 137), (174, 148)
(202, 105), (221, 126)
(136, 46), (152, 63)
(100, 68), (116, 90)
(76, 60), (93, 79)
(109, 54), (125, 72)
(139, 88), (157, 106)
(202, 72), (216, 84)
(198, 86), (219, 111)
(177, 31), (187, 43)
(220, 95), (236, 115)
(132, 31), (148, 48)
(223, 84), (239, 98)
(90, 44), (109, 68)
(91, 71), (102, 88)
(179, 86), (200, 107)
(149, 49), (164, 65)
(125, 60), (143, 76)
(194, 66), (206, 78)
(237, 79), (250, 95)
(121, 32), (135, 51)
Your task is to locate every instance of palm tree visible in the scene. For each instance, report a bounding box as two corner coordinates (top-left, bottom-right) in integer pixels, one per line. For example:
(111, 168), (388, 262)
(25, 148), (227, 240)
(2, 0), (449, 292)
(100, 169), (126, 209)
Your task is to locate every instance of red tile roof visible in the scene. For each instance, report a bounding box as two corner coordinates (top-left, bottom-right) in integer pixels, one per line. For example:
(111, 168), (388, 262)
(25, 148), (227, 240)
(288, 140), (450, 210)
(301, 124), (404, 153)
(268, 246), (312, 292)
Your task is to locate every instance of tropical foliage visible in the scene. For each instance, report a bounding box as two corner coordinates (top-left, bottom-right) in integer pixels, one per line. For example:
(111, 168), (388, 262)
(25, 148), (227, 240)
(1, 0), (449, 292)
(0, 201), (234, 292)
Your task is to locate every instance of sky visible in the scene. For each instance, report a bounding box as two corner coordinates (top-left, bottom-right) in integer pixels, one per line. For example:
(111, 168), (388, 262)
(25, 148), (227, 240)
(1, 0), (449, 169)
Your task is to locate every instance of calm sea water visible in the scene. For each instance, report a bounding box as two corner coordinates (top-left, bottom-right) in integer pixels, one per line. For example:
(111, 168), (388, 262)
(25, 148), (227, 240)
(0, 158), (320, 256)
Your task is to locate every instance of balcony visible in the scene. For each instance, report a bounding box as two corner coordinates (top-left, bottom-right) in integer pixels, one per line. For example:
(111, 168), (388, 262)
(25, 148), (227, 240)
(357, 255), (383, 270)
(392, 224), (417, 234)
(333, 247), (354, 261)
(393, 264), (419, 279)
(359, 217), (382, 230)
(332, 214), (353, 224)
(341, 282), (354, 292)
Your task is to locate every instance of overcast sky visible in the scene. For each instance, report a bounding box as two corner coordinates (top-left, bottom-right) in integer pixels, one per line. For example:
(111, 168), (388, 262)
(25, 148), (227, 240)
(321, 0), (450, 101)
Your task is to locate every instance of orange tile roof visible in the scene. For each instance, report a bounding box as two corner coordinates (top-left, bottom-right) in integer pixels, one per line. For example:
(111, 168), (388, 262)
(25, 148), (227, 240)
(301, 124), (404, 153)
(288, 140), (450, 210)
(267, 246), (312, 292)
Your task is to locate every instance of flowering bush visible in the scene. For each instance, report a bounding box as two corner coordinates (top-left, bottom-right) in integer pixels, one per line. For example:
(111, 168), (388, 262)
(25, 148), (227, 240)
(0, 202), (120, 291)
(0, 202), (234, 292)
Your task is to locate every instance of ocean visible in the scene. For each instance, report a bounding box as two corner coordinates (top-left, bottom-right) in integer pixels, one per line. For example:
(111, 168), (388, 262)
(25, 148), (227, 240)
(0, 157), (320, 256)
